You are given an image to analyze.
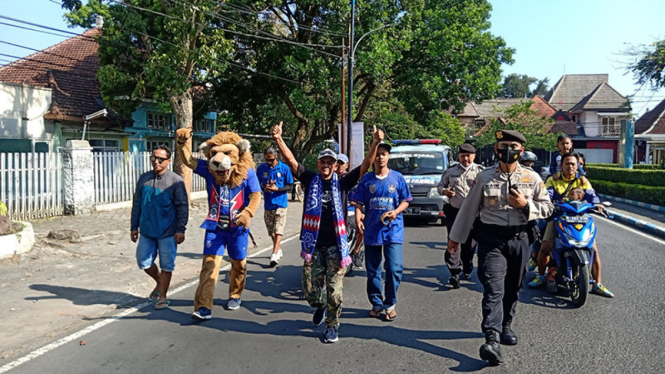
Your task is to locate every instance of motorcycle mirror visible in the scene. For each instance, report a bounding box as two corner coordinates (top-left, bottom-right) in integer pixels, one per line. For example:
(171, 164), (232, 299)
(601, 201), (612, 207)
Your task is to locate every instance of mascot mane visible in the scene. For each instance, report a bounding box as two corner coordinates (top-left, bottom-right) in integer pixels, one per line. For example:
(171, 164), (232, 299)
(199, 131), (255, 188)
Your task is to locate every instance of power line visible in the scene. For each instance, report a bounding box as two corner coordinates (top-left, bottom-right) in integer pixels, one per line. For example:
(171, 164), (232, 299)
(106, 0), (342, 58)
(0, 20), (75, 38)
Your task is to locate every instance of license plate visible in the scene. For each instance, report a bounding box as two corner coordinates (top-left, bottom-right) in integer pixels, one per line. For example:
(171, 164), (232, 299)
(405, 207), (421, 215)
(564, 215), (589, 224)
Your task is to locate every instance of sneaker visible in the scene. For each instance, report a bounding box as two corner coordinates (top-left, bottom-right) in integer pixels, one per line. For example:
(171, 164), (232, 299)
(323, 327), (339, 343)
(277, 249), (283, 259)
(590, 283), (615, 298)
(449, 275), (460, 289)
(528, 274), (546, 288)
(227, 298), (242, 310)
(351, 250), (364, 269)
(312, 307), (327, 326)
(191, 307), (212, 320)
(460, 272), (471, 281)
(269, 252), (280, 267)
(527, 258), (537, 271)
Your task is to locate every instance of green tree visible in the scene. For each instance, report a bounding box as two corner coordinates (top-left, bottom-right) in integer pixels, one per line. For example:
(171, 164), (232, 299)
(474, 100), (558, 151)
(626, 40), (665, 90)
(216, 0), (512, 159)
(62, 0), (233, 192)
(502, 74), (537, 98)
(532, 78), (550, 97)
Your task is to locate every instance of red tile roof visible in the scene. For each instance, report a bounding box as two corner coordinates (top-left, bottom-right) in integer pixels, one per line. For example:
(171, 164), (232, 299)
(635, 98), (665, 135)
(531, 95), (557, 117)
(0, 28), (113, 124)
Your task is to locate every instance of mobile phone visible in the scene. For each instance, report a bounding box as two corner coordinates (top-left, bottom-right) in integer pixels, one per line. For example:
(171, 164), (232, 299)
(510, 185), (519, 194)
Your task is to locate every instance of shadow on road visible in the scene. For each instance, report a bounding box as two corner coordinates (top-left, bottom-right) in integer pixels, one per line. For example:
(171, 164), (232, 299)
(26, 284), (142, 308)
(519, 287), (577, 309)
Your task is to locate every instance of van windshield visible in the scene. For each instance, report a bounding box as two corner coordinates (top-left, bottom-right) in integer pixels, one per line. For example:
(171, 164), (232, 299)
(388, 152), (444, 175)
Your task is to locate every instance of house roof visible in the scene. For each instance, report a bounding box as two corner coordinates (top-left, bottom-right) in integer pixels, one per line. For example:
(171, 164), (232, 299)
(0, 28), (113, 124)
(531, 95), (557, 118)
(547, 121), (578, 135)
(635, 98), (665, 135)
(456, 98), (524, 119)
(544, 74), (609, 111)
(569, 81), (630, 113)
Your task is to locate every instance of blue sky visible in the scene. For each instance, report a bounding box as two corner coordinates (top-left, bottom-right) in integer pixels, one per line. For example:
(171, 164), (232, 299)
(1, 0), (664, 116)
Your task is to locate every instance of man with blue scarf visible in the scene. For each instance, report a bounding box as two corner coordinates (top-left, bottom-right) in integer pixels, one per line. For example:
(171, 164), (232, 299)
(271, 121), (382, 343)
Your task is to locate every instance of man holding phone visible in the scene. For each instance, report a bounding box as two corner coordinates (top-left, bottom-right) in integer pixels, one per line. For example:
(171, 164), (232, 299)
(447, 130), (553, 365)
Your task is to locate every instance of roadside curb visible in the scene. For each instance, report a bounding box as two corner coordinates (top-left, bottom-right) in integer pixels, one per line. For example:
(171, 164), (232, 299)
(606, 210), (665, 239)
(598, 194), (665, 213)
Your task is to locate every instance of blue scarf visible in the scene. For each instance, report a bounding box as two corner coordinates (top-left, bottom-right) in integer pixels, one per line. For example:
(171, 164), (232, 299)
(300, 172), (352, 268)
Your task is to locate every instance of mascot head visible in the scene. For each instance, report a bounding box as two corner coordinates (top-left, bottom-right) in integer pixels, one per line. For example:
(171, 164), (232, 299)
(198, 131), (254, 187)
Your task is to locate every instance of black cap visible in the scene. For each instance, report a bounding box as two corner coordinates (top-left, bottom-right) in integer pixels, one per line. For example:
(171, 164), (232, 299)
(495, 130), (526, 144)
(458, 143), (476, 154)
(378, 141), (392, 153)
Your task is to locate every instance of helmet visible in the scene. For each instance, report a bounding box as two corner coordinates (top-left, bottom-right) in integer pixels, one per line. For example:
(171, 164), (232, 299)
(520, 151), (538, 163)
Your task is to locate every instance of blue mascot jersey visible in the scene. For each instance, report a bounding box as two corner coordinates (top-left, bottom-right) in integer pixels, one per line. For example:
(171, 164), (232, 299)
(352, 170), (412, 246)
(195, 159), (261, 232)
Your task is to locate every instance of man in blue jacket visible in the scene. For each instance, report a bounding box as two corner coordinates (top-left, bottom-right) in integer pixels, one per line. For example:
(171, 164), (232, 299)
(130, 145), (189, 310)
(257, 147), (294, 267)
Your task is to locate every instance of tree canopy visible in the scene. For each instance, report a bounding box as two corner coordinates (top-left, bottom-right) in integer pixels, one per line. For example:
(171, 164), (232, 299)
(626, 40), (665, 91)
(474, 100), (558, 151)
(501, 74), (549, 98)
(216, 0), (513, 158)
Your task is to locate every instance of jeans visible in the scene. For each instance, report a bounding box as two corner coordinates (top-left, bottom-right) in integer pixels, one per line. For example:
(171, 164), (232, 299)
(365, 243), (403, 310)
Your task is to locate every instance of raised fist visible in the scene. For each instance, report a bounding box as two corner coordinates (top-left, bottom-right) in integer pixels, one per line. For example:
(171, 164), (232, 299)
(176, 128), (192, 146)
(270, 121), (283, 140)
(373, 125), (384, 142)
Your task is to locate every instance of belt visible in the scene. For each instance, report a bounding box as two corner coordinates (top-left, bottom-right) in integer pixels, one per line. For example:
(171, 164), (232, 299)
(482, 224), (528, 238)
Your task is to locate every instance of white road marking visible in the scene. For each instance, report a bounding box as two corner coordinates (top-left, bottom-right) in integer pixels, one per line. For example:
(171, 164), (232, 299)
(0, 234), (299, 373)
(596, 216), (665, 245)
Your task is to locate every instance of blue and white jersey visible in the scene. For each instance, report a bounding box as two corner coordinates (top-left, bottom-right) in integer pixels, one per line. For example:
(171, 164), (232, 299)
(352, 170), (412, 245)
(256, 160), (294, 210)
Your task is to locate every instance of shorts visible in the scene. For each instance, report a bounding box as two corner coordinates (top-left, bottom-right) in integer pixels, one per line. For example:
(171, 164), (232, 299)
(543, 221), (556, 242)
(136, 235), (177, 272)
(204, 228), (249, 260)
(264, 208), (287, 236)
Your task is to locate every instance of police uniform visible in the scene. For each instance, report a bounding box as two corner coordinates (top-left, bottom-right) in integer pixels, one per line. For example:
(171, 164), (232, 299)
(437, 143), (483, 280)
(449, 130), (553, 364)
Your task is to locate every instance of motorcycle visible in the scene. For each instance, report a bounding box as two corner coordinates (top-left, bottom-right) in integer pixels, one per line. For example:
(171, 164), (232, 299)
(291, 180), (304, 202)
(550, 200), (610, 307)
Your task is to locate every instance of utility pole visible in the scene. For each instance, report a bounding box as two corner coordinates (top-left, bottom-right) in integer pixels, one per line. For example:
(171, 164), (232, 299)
(347, 0), (355, 165)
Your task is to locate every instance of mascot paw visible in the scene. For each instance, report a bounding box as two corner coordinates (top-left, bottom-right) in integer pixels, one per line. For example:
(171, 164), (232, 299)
(234, 211), (252, 229)
(175, 128), (192, 146)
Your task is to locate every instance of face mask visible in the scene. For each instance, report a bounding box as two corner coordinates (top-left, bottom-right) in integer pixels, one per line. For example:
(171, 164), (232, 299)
(497, 148), (521, 164)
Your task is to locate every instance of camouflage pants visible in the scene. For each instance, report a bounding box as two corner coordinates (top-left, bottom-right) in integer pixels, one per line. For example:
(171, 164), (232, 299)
(302, 245), (345, 329)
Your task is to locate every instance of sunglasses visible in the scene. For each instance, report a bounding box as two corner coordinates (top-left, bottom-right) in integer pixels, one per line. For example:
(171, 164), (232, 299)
(150, 155), (170, 164)
(265, 158), (277, 163)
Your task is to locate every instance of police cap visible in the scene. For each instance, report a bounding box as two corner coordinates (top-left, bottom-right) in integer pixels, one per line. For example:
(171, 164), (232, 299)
(458, 143), (476, 154)
(495, 130), (526, 144)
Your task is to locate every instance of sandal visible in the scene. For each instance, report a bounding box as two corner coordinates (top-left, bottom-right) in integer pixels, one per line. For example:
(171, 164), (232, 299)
(154, 300), (170, 310)
(384, 309), (397, 322)
(147, 290), (160, 303)
(369, 309), (382, 318)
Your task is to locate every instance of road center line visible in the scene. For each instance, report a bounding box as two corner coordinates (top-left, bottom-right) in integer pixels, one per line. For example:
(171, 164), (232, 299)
(0, 234), (299, 374)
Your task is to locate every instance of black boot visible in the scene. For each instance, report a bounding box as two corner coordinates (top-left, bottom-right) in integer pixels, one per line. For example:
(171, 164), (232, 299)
(449, 274), (460, 289)
(479, 331), (503, 365)
(500, 321), (518, 346)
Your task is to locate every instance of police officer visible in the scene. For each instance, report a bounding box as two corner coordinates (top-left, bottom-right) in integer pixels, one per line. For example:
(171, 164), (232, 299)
(437, 143), (483, 288)
(447, 130), (553, 365)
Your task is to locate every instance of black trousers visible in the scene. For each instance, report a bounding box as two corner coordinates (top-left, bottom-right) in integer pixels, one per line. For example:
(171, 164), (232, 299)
(444, 205), (475, 275)
(476, 232), (530, 334)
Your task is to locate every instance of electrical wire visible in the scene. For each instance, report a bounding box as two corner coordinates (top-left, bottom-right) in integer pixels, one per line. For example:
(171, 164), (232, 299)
(105, 0), (342, 58)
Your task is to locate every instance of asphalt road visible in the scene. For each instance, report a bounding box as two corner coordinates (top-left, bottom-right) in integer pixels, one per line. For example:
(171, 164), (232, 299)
(4, 217), (665, 374)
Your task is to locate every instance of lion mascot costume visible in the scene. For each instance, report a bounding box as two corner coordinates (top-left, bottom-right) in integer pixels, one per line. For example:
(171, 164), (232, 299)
(176, 128), (261, 319)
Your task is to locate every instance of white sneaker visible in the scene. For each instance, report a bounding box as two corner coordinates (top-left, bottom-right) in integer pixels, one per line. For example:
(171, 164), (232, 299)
(270, 252), (280, 267)
(277, 249), (283, 259)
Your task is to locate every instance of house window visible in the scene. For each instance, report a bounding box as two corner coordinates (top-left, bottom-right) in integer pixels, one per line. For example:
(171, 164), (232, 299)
(147, 112), (170, 130)
(601, 117), (620, 136)
(90, 139), (120, 152)
(193, 119), (214, 133)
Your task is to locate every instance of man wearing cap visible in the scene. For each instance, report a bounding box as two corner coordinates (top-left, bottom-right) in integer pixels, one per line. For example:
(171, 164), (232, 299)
(270, 121), (382, 343)
(352, 141), (412, 322)
(256, 146), (294, 267)
(437, 143), (483, 289)
(448, 130), (553, 365)
(336, 153), (350, 175)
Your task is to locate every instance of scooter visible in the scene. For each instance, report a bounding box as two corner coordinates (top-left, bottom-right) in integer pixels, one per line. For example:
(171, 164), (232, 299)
(550, 200), (610, 307)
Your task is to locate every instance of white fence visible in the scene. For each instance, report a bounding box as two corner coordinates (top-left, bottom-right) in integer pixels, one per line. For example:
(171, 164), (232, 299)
(0, 152), (64, 221)
(93, 151), (207, 205)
